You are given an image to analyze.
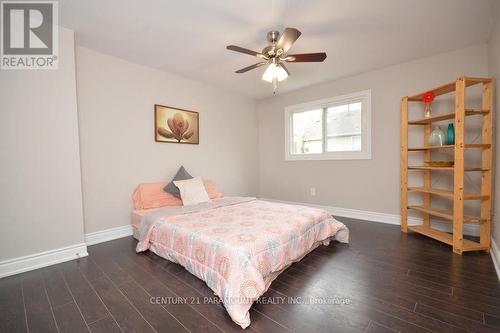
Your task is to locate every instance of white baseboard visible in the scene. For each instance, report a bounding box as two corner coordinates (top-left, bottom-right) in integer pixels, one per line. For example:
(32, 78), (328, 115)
(260, 198), (480, 236)
(85, 225), (133, 246)
(0, 243), (88, 278)
(491, 238), (500, 281)
(0, 224), (133, 278)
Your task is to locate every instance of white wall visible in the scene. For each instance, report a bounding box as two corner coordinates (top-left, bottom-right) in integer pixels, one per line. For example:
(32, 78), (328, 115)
(489, 7), (500, 248)
(0, 28), (85, 261)
(75, 47), (258, 234)
(257, 44), (489, 218)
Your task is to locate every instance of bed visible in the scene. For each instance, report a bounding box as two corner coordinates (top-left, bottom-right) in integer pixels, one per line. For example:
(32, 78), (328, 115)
(133, 193), (348, 329)
(132, 208), (159, 239)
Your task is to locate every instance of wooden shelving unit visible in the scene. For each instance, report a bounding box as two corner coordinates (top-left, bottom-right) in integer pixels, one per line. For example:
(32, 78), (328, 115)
(401, 77), (494, 254)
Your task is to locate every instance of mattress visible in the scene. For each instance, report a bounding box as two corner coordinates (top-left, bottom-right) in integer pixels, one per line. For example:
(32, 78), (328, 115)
(131, 208), (160, 239)
(134, 197), (349, 328)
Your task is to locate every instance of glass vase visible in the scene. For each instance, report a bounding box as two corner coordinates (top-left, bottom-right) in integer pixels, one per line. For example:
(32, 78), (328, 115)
(428, 126), (445, 146)
(424, 103), (432, 118)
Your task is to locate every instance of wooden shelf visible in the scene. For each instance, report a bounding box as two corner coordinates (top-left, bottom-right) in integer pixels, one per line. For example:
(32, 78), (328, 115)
(408, 77), (492, 101)
(408, 225), (453, 244)
(408, 144), (491, 151)
(408, 187), (488, 200)
(408, 225), (489, 252)
(408, 109), (489, 125)
(401, 77), (493, 254)
(408, 205), (485, 224)
(462, 240), (490, 252)
(408, 165), (453, 170)
(408, 166), (487, 171)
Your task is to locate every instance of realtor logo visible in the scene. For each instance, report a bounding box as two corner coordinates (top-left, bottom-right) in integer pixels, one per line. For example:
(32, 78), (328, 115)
(1, 1), (58, 69)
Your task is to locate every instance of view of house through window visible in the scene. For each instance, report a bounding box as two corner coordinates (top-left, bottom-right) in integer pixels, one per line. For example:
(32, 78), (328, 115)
(286, 90), (371, 160)
(326, 102), (362, 152)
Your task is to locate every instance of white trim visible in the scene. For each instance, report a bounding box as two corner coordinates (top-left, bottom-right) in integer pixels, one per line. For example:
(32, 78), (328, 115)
(284, 90), (372, 161)
(260, 198), (480, 237)
(0, 224), (134, 278)
(84, 224), (133, 246)
(284, 150), (372, 161)
(490, 238), (500, 281)
(0, 243), (88, 278)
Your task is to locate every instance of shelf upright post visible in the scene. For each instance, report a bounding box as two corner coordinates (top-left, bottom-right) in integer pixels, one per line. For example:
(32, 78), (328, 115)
(423, 115), (431, 228)
(401, 97), (409, 233)
(480, 79), (493, 250)
(453, 77), (466, 254)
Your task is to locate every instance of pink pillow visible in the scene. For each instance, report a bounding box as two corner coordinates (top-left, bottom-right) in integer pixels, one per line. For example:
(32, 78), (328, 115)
(132, 180), (223, 209)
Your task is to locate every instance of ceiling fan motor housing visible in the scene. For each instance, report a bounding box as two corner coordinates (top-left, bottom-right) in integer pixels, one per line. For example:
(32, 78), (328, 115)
(264, 31), (284, 58)
(262, 45), (274, 58)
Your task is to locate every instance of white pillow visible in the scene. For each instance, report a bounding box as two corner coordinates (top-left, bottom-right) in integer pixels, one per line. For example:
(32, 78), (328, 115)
(173, 176), (210, 206)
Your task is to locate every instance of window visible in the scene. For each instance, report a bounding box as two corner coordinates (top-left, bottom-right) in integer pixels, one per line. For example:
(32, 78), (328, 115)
(285, 90), (371, 160)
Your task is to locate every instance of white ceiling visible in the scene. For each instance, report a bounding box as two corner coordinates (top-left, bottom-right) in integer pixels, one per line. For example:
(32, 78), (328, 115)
(59, 0), (498, 99)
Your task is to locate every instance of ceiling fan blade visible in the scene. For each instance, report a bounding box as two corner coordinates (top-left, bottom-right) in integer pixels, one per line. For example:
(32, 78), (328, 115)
(235, 62), (267, 73)
(275, 28), (301, 53)
(226, 45), (266, 58)
(284, 53), (327, 62)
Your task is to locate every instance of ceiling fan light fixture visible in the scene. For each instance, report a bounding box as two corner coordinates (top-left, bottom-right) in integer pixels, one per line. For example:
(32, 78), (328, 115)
(262, 63), (288, 82)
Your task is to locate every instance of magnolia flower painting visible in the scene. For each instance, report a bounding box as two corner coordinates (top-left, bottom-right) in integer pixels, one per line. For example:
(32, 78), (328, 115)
(155, 104), (199, 144)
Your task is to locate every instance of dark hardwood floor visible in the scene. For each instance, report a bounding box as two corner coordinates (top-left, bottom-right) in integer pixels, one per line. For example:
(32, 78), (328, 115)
(1, 218), (500, 333)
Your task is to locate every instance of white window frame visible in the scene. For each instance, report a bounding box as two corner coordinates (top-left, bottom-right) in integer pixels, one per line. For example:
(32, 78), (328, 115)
(284, 90), (372, 161)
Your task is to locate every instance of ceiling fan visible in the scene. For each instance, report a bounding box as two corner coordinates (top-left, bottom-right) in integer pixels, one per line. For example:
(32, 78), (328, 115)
(226, 28), (327, 94)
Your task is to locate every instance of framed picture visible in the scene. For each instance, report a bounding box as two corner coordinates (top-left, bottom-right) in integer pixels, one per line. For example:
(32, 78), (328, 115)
(154, 104), (199, 144)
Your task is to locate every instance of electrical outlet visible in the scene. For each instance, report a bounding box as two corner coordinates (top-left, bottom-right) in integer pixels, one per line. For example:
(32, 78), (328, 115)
(310, 187), (316, 196)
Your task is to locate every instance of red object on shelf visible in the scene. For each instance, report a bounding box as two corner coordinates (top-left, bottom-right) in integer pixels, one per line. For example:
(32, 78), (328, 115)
(422, 91), (436, 103)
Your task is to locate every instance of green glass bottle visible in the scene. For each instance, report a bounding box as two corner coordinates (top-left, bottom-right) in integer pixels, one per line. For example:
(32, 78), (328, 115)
(447, 123), (455, 145)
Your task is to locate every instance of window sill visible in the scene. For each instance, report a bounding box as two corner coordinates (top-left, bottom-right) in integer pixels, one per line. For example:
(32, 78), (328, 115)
(285, 151), (372, 161)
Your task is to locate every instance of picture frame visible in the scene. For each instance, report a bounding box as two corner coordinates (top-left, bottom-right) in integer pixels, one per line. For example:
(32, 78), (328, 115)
(154, 104), (199, 144)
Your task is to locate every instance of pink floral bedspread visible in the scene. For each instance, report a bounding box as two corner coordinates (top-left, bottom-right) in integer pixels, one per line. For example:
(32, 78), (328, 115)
(136, 198), (349, 329)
